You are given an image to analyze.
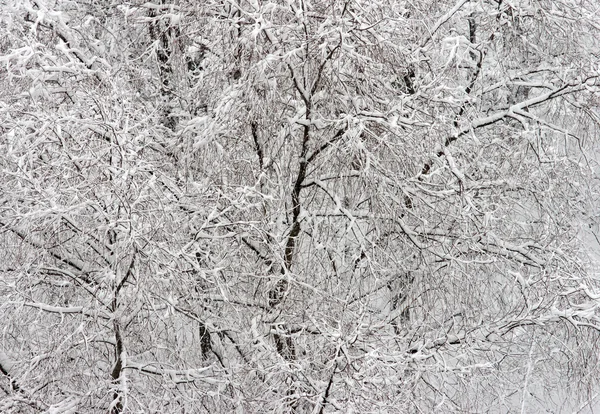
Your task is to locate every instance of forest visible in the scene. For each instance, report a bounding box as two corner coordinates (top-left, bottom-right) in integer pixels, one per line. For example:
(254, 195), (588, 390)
(1, 0), (600, 412)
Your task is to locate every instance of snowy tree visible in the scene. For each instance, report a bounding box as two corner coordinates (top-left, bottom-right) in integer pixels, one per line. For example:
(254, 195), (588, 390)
(1, 0), (600, 412)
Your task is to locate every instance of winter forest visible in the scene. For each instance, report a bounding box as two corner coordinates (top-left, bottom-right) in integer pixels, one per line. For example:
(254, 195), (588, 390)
(1, 0), (600, 412)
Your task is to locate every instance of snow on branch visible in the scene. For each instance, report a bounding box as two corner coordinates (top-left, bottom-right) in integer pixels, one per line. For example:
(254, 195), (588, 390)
(420, 0), (470, 48)
(20, 302), (111, 319)
(124, 362), (220, 385)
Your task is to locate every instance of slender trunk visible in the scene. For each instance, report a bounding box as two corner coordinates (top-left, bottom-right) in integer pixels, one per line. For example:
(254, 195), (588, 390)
(110, 299), (124, 414)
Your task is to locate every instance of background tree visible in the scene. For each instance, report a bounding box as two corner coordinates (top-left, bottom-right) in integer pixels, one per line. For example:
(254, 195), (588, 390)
(1, 0), (600, 412)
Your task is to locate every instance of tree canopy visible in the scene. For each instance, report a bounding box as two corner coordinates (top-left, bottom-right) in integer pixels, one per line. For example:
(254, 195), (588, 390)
(1, 0), (600, 412)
